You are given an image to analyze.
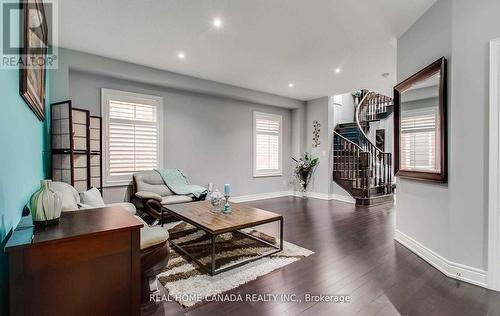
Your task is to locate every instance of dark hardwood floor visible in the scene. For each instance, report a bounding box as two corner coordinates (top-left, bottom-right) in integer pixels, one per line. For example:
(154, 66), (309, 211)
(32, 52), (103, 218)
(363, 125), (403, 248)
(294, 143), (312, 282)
(147, 196), (500, 316)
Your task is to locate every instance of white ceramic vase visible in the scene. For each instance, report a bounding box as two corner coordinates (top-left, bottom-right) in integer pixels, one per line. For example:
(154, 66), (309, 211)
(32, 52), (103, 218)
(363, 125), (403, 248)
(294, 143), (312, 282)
(29, 180), (63, 226)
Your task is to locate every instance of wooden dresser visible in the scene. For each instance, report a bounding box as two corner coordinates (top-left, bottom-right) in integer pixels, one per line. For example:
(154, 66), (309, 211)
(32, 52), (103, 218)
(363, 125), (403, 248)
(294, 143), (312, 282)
(5, 206), (143, 316)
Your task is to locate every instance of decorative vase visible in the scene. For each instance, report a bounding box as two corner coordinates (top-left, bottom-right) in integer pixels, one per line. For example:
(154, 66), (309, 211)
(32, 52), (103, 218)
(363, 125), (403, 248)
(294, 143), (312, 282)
(209, 189), (224, 213)
(29, 180), (63, 226)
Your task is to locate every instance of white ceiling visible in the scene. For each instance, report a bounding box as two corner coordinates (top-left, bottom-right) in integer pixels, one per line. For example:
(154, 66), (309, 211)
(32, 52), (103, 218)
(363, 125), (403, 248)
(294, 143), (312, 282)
(57, 0), (436, 101)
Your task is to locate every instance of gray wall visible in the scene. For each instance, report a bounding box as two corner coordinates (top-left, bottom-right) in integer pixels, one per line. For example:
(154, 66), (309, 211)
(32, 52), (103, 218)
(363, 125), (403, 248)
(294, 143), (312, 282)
(396, 0), (500, 271)
(69, 70), (293, 202)
(50, 49), (304, 203)
(448, 0), (500, 270)
(52, 49), (303, 110)
(305, 97), (330, 194)
(396, 0), (452, 262)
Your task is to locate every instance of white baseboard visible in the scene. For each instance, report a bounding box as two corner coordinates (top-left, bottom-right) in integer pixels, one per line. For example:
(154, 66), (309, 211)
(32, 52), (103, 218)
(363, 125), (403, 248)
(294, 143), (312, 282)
(230, 190), (355, 204)
(293, 191), (355, 204)
(329, 193), (356, 204)
(230, 191), (292, 203)
(395, 229), (487, 288)
(301, 191), (330, 200)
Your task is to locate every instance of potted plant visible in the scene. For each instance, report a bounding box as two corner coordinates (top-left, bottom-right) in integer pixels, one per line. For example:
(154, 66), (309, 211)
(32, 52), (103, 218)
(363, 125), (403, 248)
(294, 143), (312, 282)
(351, 90), (363, 104)
(292, 152), (319, 198)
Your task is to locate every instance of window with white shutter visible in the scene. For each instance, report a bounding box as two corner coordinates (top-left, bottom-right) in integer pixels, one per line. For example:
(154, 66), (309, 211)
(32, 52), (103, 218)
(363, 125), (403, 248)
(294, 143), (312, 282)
(253, 112), (282, 177)
(102, 89), (163, 186)
(400, 107), (440, 172)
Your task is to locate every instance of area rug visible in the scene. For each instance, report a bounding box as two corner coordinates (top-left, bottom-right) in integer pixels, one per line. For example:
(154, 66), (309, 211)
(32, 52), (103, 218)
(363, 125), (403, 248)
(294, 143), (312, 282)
(157, 222), (314, 307)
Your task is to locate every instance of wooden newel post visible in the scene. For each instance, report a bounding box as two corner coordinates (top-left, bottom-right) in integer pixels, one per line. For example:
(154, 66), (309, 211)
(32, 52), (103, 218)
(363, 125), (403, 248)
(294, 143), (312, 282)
(360, 152), (370, 194)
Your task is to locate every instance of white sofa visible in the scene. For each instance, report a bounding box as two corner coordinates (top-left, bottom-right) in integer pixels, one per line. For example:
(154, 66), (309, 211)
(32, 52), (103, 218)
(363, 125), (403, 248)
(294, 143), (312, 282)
(51, 182), (171, 303)
(51, 181), (169, 250)
(131, 170), (199, 225)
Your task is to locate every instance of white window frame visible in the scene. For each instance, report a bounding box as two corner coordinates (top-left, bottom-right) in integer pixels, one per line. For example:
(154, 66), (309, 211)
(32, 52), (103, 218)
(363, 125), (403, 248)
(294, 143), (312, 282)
(253, 111), (283, 177)
(101, 88), (164, 187)
(400, 107), (440, 173)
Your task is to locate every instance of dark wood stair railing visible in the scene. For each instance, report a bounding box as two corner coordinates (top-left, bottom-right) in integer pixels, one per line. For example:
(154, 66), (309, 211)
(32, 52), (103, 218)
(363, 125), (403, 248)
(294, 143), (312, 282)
(333, 91), (394, 206)
(358, 92), (393, 122)
(355, 92), (394, 196)
(333, 131), (366, 193)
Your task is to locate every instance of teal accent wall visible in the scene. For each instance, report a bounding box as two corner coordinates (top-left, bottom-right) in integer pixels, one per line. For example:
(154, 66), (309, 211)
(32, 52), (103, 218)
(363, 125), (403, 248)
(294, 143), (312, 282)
(0, 0), (50, 312)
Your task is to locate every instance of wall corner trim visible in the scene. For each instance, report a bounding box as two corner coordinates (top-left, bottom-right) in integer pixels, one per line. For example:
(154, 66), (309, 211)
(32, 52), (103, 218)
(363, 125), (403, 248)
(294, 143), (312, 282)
(395, 229), (488, 288)
(488, 37), (500, 291)
(488, 38), (500, 291)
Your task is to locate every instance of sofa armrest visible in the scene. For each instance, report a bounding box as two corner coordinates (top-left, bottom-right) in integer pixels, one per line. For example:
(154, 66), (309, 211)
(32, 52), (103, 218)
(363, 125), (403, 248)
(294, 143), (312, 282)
(77, 203), (95, 210)
(140, 225), (169, 250)
(135, 191), (163, 202)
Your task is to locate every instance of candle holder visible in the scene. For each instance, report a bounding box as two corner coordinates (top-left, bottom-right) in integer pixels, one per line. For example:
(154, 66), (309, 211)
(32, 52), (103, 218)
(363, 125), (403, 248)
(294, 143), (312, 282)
(223, 195), (231, 214)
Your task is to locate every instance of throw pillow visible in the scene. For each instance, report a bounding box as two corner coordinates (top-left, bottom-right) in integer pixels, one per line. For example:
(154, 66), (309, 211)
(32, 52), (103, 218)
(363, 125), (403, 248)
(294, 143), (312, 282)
(51, 181), (80, 211)
(80, 187), (105, 208)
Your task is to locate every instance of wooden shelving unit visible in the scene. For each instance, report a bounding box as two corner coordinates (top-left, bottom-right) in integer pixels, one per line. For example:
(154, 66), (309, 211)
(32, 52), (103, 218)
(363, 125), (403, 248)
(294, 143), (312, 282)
(89, 115), (102, 191)
(51, 100), (102, 192)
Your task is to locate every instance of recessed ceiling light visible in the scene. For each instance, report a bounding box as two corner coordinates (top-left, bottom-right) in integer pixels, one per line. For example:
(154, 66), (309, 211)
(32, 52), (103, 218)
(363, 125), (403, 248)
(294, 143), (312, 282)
(335, 68), (341, 73)
(177, 52), (185, 59)
(288, 83), (294, 88)
(213, 18), (223, 28)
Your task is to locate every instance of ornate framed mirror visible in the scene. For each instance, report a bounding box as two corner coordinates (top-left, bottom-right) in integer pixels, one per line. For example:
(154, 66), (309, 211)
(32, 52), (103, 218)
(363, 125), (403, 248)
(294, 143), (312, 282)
(394, 57), (447, 183)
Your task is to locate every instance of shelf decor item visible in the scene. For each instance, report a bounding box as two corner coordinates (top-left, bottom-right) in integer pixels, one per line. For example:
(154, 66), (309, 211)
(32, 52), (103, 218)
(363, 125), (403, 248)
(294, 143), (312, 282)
(209, 189), (224, 213)
(292, 152), (320, 198)
(223, 183), (231, 214)
(29, 180), (63, 226)
(312, 120), (321, 147)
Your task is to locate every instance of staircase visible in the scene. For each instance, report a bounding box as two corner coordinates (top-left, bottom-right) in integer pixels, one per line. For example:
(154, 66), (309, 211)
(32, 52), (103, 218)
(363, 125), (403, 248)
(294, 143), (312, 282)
(333, 91), (395, 206)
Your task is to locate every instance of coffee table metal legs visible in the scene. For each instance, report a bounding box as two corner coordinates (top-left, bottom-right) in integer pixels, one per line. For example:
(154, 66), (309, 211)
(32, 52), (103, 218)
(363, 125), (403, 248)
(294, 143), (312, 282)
(280, 216), (283, 251)
(168, 217), (284, 276)
(211, 234), (216, 275)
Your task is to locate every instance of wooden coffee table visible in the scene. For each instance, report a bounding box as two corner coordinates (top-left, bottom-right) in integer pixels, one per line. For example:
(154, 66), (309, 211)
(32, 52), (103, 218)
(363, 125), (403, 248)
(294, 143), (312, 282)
(163, 201), (283, 275)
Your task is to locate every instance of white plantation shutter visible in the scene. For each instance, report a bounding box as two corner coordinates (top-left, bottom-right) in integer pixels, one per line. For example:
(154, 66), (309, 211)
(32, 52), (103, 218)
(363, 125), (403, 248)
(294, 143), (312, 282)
(400, 107), (440, 172)
(253, 112), (282, 176)
(102, 89), (162, 185)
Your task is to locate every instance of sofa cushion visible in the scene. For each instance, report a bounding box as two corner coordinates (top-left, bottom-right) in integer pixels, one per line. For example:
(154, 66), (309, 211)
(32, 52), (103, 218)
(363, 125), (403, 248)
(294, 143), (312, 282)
(52, 181), (80, 211)
(135, 191), (163, 202)
(140, 223), (169, 250)
(106, 202), (137, 215)
(133, 171), (173, 197)
(79, 187), (105, 208)
(161, 195), (193, 205)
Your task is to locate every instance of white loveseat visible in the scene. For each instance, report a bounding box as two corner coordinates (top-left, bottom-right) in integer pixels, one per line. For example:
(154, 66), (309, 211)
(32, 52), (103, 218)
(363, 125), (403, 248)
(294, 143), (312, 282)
(51, 181), (169, 250)
(51, 182), (170, 303)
